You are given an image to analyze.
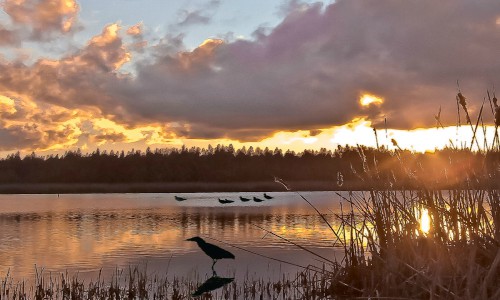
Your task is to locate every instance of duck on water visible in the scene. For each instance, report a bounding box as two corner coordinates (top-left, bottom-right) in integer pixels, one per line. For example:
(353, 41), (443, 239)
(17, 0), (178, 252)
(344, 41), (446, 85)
(253, 197), (265, 202)
(239, 196), (251, 202)
(263, 193), (273, 199)
(218, 198), (234, 204)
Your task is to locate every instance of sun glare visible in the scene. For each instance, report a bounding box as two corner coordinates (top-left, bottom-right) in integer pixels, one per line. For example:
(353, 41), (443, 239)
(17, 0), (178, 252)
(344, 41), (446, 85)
(420, 208), (431, 235)
(359, 93), (383, 106)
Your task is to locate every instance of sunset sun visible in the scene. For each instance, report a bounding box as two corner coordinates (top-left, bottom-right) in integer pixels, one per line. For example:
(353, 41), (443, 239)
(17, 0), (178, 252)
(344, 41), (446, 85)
(359, 93), (384, 107)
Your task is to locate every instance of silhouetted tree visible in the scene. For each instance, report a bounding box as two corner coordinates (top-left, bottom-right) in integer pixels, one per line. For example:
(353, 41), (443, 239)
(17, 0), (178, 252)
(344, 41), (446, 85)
(0, 145), (496, 189)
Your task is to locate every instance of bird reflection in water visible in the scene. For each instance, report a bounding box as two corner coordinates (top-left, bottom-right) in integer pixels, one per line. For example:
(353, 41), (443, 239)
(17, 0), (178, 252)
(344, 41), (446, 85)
(192, 274), (234, 297)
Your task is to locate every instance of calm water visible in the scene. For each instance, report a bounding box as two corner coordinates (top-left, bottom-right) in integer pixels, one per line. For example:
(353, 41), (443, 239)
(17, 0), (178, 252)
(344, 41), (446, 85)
(0, 192), (348, 281)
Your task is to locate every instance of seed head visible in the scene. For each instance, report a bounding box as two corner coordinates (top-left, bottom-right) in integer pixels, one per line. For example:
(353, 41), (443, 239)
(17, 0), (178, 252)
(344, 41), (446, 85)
(457, 92), (467, 108)
(495, 106), (500, 127)
(456, 92), (471, 123)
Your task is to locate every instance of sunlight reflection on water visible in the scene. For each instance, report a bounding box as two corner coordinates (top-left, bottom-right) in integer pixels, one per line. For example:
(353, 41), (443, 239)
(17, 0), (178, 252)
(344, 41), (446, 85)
(0, 192), (346, 281)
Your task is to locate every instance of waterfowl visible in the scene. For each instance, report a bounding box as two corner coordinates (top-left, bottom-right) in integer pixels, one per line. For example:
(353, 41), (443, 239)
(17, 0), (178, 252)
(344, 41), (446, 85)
(218, 198), (234, 204)
(186, 236), (235, 271)
(263, 193), (274, 199)
(175, 196), (187, 201)
(253, 197), (265, 203)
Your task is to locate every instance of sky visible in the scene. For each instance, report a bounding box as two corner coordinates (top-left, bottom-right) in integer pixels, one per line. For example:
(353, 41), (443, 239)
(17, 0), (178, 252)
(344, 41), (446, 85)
(0, 0), (499, 157)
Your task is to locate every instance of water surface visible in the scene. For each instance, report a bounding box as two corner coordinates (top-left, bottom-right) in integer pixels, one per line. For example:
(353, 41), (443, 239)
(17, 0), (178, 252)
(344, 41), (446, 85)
(0, 192), (347, 281)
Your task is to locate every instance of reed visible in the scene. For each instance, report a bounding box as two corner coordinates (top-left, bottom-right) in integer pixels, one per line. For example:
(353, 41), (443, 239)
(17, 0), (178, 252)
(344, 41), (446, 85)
(328, 188), (500, 298)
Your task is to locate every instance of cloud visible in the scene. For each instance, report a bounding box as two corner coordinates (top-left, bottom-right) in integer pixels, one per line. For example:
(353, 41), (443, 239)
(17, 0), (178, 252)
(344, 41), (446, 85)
(0, 23), (131, 151)
(1, 0), (500, 151)
(92, 132), (127, 145)
(126, 23), (147, 52)
(0, 23), (130, 111)
(126, 23), (142, 36)
(175, 0), (220, 27)
(0, 25), (19, 45)
(1, 0), (80, 41)
(277, 0), (312, 17)
(0, 94), (84, 151)
(177, 10), (211, 27)
(98, 0), (498, 140)
(80, 23), (131, 71)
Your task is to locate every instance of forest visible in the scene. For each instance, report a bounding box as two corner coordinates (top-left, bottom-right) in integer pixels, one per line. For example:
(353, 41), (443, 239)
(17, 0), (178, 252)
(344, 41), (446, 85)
(0, 144), (498, 190)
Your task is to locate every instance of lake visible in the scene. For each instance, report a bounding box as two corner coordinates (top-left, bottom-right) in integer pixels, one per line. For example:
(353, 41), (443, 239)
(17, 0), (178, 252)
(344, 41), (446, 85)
(0, 192), (349, 282)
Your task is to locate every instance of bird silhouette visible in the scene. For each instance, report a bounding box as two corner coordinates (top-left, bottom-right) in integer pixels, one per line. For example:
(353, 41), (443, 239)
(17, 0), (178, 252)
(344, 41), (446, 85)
(186, 236), (235, 274)
(175, 196), (187, 201)
(263, 193), (273, 199)
(253, 197), (265, 202)
(239, 196), (251, 202)
(218, 198), (234, 204)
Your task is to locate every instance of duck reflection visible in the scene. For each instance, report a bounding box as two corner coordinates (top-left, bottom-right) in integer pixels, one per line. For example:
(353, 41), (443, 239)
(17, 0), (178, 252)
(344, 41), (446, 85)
(192, 273), (234, 297)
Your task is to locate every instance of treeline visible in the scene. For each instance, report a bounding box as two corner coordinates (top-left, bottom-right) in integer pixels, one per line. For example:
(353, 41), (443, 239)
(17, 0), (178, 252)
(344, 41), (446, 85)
(0, 145), (499, 189)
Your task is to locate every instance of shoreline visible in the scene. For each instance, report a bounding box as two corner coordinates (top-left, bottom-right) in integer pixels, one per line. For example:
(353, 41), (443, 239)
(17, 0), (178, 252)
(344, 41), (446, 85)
(0, 181), (497, 194)
(0, 181), (342, 194)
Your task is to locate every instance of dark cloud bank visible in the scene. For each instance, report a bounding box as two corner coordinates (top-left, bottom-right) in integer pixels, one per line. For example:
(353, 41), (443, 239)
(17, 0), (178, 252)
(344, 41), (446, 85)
(1, 0), (500, 144)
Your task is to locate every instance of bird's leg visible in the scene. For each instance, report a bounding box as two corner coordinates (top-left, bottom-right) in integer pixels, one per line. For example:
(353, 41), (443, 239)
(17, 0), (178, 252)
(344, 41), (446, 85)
(211, 259), (217, 276)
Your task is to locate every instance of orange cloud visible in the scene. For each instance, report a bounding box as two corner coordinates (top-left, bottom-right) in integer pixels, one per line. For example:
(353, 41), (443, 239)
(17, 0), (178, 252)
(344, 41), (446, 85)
(126, 23), (143, 36)
(2, 0), (79, 37)
(126, 22), (147, 52)
(91, 118), (176, 146)
(0, 93), (85, 151)
(81, 23), (131, 71)
(176, 38), (223, 71)
(0, 95), (17, 115)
